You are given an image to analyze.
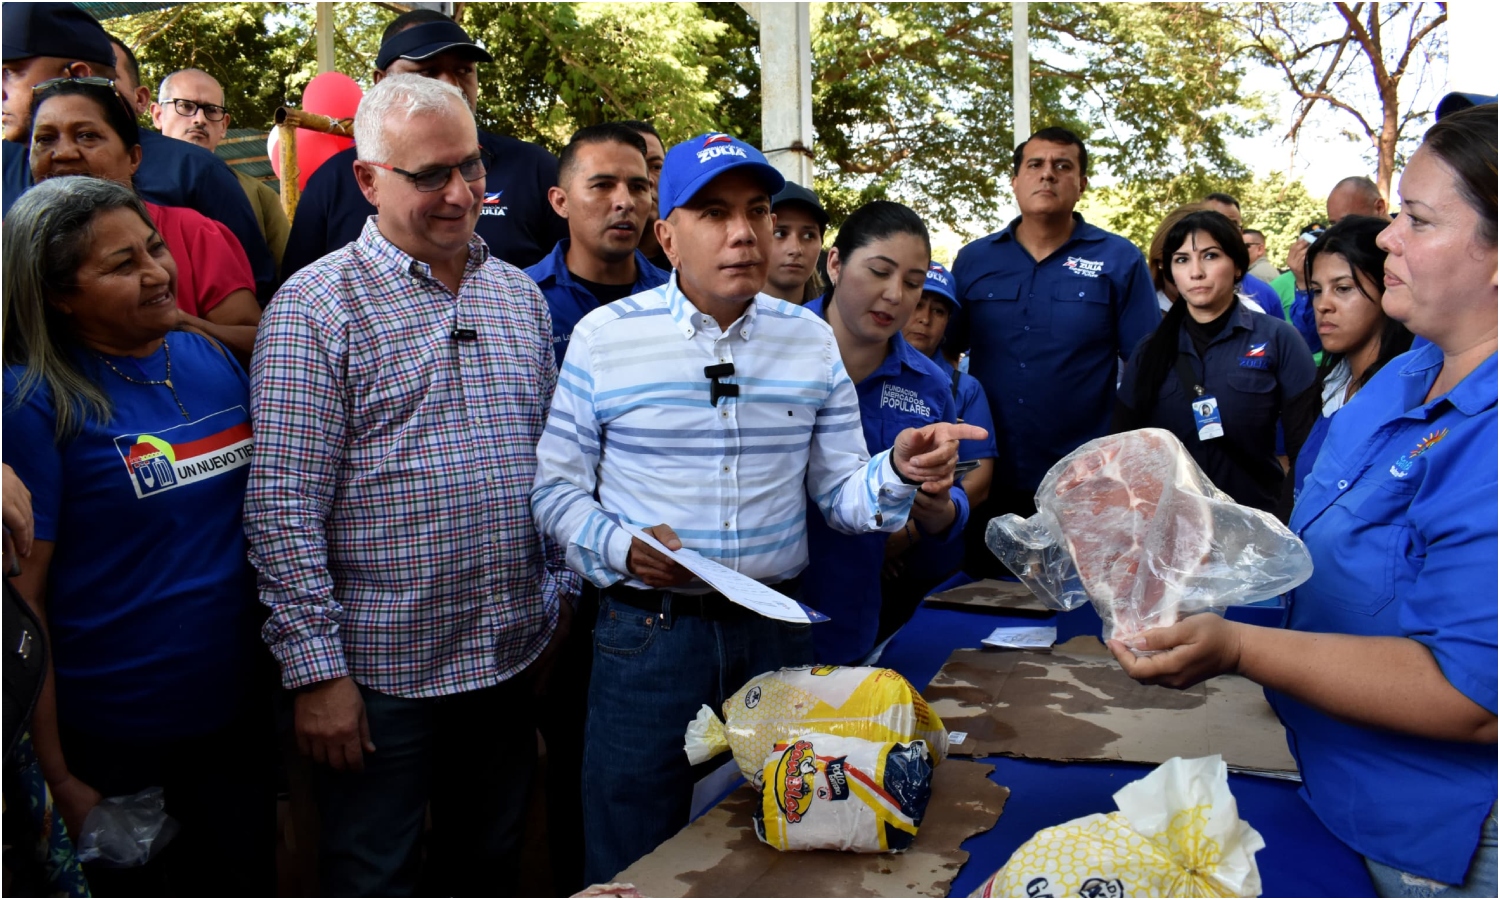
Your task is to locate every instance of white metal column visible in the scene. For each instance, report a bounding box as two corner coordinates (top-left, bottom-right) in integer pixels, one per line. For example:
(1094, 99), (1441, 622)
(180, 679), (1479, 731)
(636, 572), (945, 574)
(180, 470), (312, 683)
(1013, 1), (1030, 145)
(743, 2), (816, 187)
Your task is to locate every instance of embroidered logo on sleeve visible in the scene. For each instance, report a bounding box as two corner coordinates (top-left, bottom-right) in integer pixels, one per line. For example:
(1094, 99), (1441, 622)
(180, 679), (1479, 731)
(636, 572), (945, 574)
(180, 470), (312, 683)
(1389, 427), (1448, 479)
(113, 408), (253, 499)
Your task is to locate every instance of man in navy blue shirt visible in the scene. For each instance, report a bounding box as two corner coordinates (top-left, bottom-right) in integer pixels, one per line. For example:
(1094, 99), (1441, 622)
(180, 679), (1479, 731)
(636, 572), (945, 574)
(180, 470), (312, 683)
(2, 3), (278, 302)
(282, 10), (565, 278)
(526, 123), (669, 367)
(952, 127), (1158, 573)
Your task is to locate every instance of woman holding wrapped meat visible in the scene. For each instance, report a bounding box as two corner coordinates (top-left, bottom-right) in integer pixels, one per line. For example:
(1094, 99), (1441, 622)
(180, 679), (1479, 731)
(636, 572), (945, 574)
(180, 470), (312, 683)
(1111, 105), (1497, 897)
(1113, 209), (1317, 514)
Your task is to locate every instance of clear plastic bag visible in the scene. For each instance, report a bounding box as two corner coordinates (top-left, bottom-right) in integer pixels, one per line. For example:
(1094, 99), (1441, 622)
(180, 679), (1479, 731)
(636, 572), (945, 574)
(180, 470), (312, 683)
(986, 429), (1312, 643)
(76, 787), (180, 868)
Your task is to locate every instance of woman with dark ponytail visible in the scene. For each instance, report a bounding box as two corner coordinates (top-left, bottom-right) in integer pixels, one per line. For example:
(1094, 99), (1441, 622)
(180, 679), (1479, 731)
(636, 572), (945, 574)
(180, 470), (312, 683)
(1113, 209), (1316, 513)
(1281, 215), (1413, 512)
(799, 201), (972, 664)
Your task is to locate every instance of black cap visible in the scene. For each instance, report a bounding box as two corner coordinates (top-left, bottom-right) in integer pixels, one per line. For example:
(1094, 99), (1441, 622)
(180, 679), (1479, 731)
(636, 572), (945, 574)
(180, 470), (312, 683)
(2, 2), (115, 67)
(772, 181), (829, 229)
(375, 20), (494, 71)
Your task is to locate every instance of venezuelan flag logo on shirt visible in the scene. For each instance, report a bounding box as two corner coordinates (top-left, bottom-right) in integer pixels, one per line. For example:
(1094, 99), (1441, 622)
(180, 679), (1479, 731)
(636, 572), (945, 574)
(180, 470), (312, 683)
(112, 408), (253, 499)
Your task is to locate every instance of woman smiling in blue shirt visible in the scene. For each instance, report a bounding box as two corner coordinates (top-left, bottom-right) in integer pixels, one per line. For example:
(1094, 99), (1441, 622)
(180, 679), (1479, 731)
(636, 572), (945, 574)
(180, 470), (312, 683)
(1111, 106), (1497, 897)
(801, 202), (970, 664)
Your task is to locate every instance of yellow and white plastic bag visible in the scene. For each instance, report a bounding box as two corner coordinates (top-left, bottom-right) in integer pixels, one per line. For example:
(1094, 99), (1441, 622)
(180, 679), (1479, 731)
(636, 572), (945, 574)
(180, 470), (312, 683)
(974, 755), (1265, 898)
(752, 733), (934, 853)
(684, 666), (948, 786)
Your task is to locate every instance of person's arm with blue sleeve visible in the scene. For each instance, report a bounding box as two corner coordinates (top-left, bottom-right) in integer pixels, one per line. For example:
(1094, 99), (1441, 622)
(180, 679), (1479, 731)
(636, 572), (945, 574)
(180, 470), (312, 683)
(3, 376), (101, 836)
(1110, 424), (1497, 742)
(243, 280), (376, 773)
(954, 374), (999, 506)
(1115, 250), (1162, 359)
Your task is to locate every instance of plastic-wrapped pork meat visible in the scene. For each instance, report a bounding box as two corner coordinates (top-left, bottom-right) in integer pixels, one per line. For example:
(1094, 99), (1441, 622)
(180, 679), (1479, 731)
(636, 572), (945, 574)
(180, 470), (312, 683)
(985, 429), (1313, 643)
(1049, 430), (1213, 639)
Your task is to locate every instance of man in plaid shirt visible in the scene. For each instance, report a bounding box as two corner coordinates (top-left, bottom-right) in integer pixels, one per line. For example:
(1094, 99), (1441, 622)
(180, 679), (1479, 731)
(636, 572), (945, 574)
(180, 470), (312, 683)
(245, 74), (577, 896)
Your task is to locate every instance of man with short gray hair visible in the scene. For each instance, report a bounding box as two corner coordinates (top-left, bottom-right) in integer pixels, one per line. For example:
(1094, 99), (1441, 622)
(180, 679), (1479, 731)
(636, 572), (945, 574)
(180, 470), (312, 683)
(245, 74), (577, 896)
(152, 67), (289, 270)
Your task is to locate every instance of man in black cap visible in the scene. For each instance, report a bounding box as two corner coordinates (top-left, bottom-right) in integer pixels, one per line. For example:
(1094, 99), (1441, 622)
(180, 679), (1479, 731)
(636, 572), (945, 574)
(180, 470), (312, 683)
(282, 9), (565, 278)
(1, 3), (277, 302)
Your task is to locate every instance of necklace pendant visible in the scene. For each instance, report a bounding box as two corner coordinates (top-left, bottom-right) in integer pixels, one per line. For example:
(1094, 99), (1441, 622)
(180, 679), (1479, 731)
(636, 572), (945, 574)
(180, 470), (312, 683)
(164, 378), (174, 389)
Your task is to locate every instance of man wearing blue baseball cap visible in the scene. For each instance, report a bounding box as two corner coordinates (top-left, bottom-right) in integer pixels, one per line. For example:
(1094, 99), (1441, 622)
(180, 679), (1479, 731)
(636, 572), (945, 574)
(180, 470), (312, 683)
(283, 8), (565, 278)
(532, 132), (985, 881)
(2, 2), (277, 302)
(882, 262), (1000, 636)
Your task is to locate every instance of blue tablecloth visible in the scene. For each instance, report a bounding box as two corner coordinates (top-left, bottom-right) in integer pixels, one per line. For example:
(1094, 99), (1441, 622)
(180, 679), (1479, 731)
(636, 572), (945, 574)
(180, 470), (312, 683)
(878, 594), (1376, 898)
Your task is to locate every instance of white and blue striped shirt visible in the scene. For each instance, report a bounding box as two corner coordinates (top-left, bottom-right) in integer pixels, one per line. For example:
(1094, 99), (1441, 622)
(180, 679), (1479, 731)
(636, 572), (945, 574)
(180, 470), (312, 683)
(531, 275), (917, 590)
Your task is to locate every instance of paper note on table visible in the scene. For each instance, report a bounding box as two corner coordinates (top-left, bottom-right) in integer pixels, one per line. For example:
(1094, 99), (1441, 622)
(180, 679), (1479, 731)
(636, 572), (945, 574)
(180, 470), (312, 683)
(620, 523), (829, 624)
(981, 625), (1057, 650)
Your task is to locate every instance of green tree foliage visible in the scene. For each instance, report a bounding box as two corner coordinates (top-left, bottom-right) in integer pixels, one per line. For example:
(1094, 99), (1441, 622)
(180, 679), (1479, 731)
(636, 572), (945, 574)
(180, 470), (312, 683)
(809, 2), (1270, 233)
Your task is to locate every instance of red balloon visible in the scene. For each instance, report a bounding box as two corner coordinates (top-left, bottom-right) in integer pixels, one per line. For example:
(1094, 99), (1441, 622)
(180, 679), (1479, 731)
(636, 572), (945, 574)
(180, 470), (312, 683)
(289, 72), (362, 191)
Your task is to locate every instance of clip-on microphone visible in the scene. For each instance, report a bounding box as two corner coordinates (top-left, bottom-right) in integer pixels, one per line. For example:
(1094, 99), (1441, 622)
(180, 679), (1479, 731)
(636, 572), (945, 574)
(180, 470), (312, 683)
(704, 363), (738, 406)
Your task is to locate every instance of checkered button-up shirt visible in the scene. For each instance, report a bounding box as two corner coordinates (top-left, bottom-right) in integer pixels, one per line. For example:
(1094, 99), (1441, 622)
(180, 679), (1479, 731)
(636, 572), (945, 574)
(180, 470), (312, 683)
(246, 218), (578, 696)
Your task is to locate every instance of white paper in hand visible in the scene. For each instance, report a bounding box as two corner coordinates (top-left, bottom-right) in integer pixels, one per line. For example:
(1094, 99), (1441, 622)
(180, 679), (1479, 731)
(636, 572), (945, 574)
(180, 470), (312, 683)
(620, 523), (829, 624)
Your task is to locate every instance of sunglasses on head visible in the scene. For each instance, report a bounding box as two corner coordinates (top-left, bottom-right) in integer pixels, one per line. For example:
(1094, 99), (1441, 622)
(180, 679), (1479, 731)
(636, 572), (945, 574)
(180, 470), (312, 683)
(33, 76), (117, 96)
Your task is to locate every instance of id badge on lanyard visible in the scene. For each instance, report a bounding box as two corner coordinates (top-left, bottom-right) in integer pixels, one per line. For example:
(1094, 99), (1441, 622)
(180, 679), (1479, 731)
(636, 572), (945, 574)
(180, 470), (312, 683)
(1174, 356), (1223, 441)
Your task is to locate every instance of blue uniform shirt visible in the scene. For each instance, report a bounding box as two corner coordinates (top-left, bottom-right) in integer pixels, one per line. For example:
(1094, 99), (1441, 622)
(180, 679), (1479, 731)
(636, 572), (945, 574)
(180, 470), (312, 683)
(903, 354), (999, 582)
(1118, 303), (1314, 511)
(5, 133), (277, 301)
(953, 213), (1159, 494)
(800, 298), (970, 664)
(282, 132), (567, 279)
(3, 334), (261, 740)
(525, 238), (669, 366)
(1240, 272), (1287, 320)
(1275, 343), (1497, 884)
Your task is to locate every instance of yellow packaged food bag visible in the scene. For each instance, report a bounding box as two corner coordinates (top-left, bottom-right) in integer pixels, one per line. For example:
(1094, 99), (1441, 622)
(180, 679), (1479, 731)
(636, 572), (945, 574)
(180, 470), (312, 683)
(974, 756), (1266, 898)
(753, 733), (933, 853)
(683, 666), (948, 786)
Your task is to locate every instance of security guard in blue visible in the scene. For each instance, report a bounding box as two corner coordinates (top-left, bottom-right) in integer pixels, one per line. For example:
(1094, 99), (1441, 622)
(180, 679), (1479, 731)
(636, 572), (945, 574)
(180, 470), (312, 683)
(952, 126), (1158, 573)
(882, 261), (1000, 638)
(801, 202), (970, 664)
(1110, 106), (1497, 896)
(526, 123), (669, 367)
(1114, 209), (1316, 513)
(283, 9), (565, 277)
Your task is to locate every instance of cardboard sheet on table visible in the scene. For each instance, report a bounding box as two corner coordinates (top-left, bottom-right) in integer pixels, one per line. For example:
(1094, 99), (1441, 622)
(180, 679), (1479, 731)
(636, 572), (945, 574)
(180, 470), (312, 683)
(612, 759), (1009, 897)
(927, 636), (1298, 777)
(923, 578), (1052, 614)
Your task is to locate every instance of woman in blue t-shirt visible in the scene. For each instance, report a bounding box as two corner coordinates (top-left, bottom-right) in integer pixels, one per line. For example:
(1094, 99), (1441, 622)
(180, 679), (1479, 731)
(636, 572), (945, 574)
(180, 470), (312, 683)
(800, 201), (970, 664)
(2, 177), (272, 894)
(1110, 107), (1497, 897)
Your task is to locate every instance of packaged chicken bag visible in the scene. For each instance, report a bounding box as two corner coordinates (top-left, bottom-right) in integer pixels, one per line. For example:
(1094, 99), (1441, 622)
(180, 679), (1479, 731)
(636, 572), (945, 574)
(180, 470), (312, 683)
(684, 666), (948, 786)
(973, 755), (1266, 898)
(752, 733), (933, 853)
(986, 428), (1312, 644)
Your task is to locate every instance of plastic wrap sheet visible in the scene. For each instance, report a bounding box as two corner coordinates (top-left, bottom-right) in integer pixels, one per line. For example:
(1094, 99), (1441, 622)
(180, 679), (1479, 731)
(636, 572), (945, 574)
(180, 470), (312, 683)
(986, 429), (1312, 643)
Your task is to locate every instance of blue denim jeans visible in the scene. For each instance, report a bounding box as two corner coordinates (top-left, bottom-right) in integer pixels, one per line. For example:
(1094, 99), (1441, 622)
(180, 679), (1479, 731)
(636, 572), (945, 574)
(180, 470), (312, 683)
(311, 678), (536, 897)
(1366, 803), (1498, 898)
(581, 589), (814, 883)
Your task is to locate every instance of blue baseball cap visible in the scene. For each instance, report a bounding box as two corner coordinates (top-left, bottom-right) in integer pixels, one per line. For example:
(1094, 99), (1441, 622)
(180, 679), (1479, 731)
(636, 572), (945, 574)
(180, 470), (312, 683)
(2, 2), (114, 67)
(658, 132), (785, 220)
(1436, 91), (1498, 121)
(924, 261), (959, 309)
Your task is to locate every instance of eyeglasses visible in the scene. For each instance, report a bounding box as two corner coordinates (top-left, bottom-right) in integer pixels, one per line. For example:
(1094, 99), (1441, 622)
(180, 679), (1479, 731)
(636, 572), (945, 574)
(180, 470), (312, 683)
(160, 98), (228, 122)
(33, 76), (117, 97)
(366, 150), (491, 192)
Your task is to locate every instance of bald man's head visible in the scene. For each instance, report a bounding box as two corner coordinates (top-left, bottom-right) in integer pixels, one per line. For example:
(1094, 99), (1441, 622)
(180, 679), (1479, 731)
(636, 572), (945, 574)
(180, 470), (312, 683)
(1327, 176), (1385, 223)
